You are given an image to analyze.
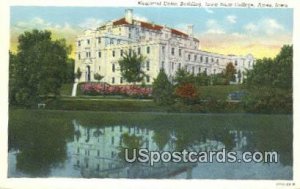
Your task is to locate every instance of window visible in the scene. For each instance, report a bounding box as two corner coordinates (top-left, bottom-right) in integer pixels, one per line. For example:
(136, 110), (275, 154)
(112, 77), (115, 84)
(120, 49), (123, 56)
(235, 60), (238, 66)
(129, 33), (131, 38)
(188, 54), (191, 61)
(112, 126), (114, 131)
(200, 56), (203, 62)
(112, 50), (115, 57)
(112, 64), (115, 72)
(86, 52), (91, 58)
(99, 66), (101, 71)
(111, 136), (114, 145)
(178, 63), (181, 69)
(117, 39), (121, 44)
(205, 57), (208, 63)
(146, 61), (150, 71)
(138, 47), (141, 55)
(162, 46), (165, 54)
(120, 77), (123, 84)
(179, 49), (182, 56)
(171, 62), (174, 70)
(192, 66), (195, 74)
(110, 39), (114, 44)
(171, 48), (175, 55)
(161, 61), (164, 69)
(146, 76), (150, 83)
(98, 51), (101, 58)
(87, 39), (90, 45)
(78, 53), (81, 60)
(216, 59), (219, 63)
(198, 67), (201, 73)
(97, 38), (101, 44)
(205, 68), (207, 74)
(78, 41), (81, 46)
(211, 58), (214, 62)
(97, 150), (100, 157)
(147, 46), (150, 54)
(194, 55), (197, 61)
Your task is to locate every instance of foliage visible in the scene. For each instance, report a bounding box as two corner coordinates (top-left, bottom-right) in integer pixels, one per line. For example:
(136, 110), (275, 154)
(64, 59), (75, 83)
(194, 72), (210, 86)
(118, 51), (147, 84)
(225, 62), (236, 83)
(75, 68), (82, 80)
(173, 68), (194, 86)
(94, 73), (104, 82)
(211, 73), (228, 85)
(243, 45), (293, 113)
(9, 30), (71, 106)
(80, 83), (152, 98)
(152, 69), (174, 105)
(175, 83), (198, 104)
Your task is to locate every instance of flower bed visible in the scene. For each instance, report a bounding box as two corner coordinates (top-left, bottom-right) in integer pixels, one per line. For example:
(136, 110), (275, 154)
(80, 83), (152, 98)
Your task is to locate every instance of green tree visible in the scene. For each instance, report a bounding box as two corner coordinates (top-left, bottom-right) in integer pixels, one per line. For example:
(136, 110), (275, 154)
(75, 68), (82, 80)
(194, 72), (210, 86)
(173, 68), (194, 86)
(225, 62), (236, 83)
(65, 59), (75, 83)
(152, 69), (174, 105)
(243, 45), (293, 113)
(11, 30), (71, 106)
(9, 51), (18, 104)
(118, 51), (147, 85)
(94, 73), (104, 82)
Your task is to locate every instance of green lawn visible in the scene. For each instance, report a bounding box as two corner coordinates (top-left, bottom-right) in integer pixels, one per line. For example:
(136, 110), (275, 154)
(197, 85), (243, 100)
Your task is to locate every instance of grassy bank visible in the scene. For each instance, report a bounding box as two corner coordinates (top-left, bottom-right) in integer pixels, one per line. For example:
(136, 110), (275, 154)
(45, 98), (166, 112)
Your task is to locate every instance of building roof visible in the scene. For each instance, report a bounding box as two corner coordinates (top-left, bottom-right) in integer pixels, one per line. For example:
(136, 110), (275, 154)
(113, 17), (197, 40)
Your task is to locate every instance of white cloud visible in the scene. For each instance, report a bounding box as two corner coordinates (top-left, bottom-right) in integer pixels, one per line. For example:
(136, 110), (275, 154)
(205, 19), (225, 34)
(204, 8), (214, 14)
(226, 15), (237, 24)
(11, 17), (80, 45)
(244, 23), (258, 32)
(78, 18), (104, 29)
(243, 18), (284, 35)
(133, 14), (149, 22)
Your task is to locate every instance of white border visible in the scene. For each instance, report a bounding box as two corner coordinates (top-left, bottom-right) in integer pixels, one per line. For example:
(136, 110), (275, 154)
(0, 0), (299, 189)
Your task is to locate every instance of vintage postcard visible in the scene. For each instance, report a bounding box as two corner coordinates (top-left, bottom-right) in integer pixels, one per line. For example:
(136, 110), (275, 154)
(0, 0), (299, 188)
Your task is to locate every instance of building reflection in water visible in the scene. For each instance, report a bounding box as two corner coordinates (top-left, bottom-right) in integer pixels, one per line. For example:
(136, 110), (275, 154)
(70, 120), (252, 178)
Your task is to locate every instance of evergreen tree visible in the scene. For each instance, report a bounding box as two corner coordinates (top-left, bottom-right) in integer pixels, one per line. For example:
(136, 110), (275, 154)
(152, 69), (174, 105)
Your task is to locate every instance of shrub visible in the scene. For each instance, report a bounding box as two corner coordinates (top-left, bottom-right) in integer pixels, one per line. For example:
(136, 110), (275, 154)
(80, 83), (152, 98)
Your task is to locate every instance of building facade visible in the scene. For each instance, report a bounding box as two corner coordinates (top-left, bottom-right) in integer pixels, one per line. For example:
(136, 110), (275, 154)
(75, 9), (255, 85)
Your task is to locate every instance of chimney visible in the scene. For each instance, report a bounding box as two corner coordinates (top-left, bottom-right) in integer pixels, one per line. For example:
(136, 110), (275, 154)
(187, 25), (194, 36)
(125, 9), (133, 24)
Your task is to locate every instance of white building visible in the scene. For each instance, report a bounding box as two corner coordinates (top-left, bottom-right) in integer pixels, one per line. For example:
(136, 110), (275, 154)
(75, 9), (255, 85)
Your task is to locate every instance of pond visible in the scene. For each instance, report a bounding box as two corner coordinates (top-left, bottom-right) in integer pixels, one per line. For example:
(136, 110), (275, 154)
(8, 110), (293, 179)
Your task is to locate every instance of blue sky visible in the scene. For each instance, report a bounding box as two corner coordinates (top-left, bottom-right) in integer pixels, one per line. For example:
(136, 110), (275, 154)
(10, 6), (293, 58)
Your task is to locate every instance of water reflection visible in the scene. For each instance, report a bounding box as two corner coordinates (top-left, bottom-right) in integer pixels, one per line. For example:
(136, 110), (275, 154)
(8, 117), (292, 179)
